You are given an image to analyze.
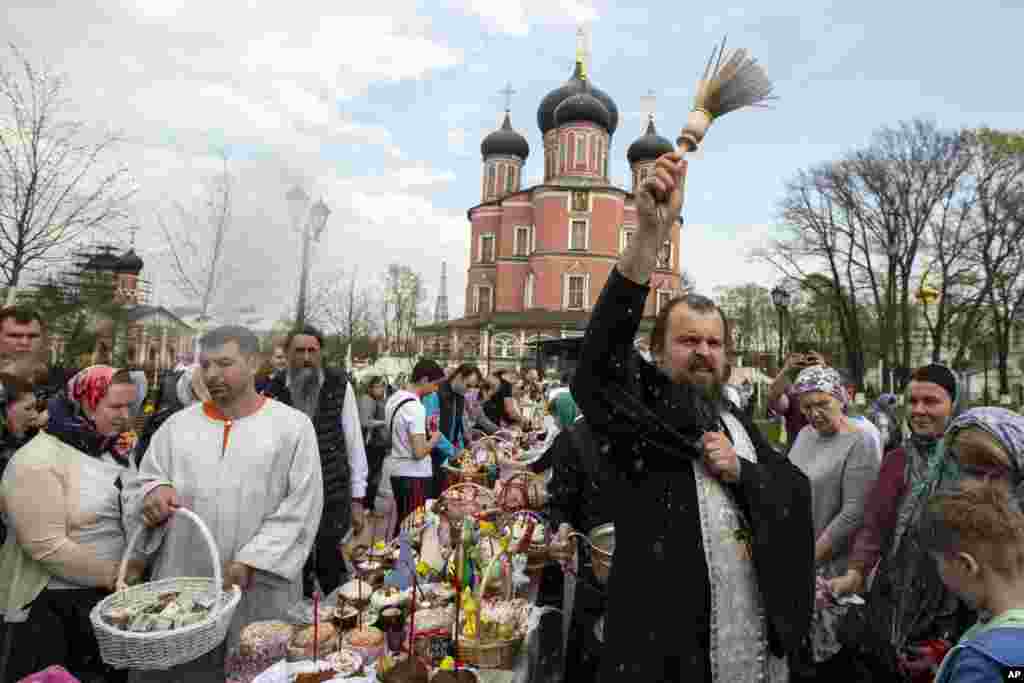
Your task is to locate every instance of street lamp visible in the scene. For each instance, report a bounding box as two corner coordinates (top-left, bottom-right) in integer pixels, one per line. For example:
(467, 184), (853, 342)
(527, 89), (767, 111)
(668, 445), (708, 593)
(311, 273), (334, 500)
(286, 186), (331, 327)
(885, 225), (901, 393)
(771, 285), (791, 368)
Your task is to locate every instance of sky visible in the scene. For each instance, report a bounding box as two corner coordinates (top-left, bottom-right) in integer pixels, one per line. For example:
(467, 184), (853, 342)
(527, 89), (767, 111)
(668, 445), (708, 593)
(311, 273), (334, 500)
(4, 0), (1024, 327)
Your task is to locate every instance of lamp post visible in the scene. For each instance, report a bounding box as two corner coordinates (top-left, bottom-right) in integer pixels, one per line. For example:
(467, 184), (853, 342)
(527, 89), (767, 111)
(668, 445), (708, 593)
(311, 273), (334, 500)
(771, 285), (791, 369)
(287, 186), (331, 327)
(885, 221), (900, 393)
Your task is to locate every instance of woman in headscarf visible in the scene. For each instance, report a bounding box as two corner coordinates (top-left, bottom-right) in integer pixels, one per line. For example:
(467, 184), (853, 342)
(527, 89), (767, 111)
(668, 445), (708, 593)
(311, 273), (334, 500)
(945, 406), (1024, 500)
(827, 363), (971, 681)
(0, 366), (145, 683)
(786, 367), (880, 680)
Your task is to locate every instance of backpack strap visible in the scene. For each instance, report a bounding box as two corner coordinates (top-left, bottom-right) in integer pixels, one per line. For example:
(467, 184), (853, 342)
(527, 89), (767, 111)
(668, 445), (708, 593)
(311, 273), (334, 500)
(389, 397), (418, 449)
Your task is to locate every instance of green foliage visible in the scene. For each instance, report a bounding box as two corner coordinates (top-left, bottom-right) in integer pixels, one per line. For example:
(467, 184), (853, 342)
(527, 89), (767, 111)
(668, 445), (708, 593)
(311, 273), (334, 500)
(975, 128), (1024, 156)
(21, 266), (134, 366)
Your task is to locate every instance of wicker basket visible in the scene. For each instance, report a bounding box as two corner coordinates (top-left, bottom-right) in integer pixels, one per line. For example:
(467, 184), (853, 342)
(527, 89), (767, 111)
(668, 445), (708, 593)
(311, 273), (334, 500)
(455, 541), (525, 669)
(443, 464), (491, 488)
(89, 508), (243, 670)
(568, 523), (615, 586)
(456, 636), (523, 669)
(434, 483), (496, 528)
(502, 510), (550, 573)
(495, 472), (545, 513)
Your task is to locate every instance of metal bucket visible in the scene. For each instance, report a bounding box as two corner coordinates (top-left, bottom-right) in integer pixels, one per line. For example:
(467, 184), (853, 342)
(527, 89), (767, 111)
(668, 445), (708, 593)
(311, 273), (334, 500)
(587, 523), (614, 585)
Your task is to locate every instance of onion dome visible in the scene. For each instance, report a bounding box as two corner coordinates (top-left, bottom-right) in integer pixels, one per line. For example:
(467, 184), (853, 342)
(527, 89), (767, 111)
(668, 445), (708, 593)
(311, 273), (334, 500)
(86, 248), (121, 272)
(553, 91), (611, 131)
(481, 113), (530, 160)
(627, 118), (674, 165)
(537, 62), (619, 136)
(116, 249), (144, 274)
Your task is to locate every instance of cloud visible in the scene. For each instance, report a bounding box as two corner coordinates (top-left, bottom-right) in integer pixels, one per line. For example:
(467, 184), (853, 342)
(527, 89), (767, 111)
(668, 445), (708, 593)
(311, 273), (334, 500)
(680, 224), (780, 296)
(3, 1), (477, 319)
(453, 0), (599, 35)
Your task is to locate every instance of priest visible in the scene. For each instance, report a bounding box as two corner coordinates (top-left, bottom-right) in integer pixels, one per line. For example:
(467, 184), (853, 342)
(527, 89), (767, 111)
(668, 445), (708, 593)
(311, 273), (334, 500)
(569, 152), (814, 683)
(122, 325), (323, 681)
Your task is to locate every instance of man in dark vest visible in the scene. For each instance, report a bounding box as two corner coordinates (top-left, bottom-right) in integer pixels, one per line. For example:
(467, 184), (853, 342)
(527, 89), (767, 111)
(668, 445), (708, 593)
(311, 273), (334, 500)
(264, 325), (368, 596)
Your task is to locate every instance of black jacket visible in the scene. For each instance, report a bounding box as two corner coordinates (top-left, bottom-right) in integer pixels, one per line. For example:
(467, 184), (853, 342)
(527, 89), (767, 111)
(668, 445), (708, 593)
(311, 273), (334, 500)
(543, 419), (619, 538)
(572, 267), (815, 682)
(265, 369), (352, 537)
(434, 380), (466, 451)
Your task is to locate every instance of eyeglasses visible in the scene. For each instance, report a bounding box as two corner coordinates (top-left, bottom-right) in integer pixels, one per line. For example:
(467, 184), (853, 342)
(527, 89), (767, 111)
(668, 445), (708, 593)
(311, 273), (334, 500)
(800, 399), (834, 417)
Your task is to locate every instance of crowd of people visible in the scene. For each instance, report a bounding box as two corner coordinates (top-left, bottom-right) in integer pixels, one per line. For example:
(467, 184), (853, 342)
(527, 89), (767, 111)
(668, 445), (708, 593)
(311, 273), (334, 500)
(0, 150), (1019, 683)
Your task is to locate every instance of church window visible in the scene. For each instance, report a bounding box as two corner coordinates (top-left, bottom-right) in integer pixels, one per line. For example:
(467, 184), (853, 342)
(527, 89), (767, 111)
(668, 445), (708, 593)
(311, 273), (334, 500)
(621, 229), (635, 254)
(572, 191), (588, 212)
(524, 272), (535, 309)
(656, 290), (674, 315)
(506, 165), (515, 193)
(576, 135), (585, 164)
(514, 226), (532, 256)
(565, 274), (589, 310)
(657, 240), (673, 269)
(570, 220), (589, 251)
(480, 234), (495, 263)
(476, 286), (493, 314)
(487, 165), (496, 197)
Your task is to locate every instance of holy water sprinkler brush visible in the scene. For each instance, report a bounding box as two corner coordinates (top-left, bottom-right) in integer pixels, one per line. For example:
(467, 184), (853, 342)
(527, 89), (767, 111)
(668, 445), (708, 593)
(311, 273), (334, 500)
(656, 37), (776, 225)
(675, 36), (776, 152)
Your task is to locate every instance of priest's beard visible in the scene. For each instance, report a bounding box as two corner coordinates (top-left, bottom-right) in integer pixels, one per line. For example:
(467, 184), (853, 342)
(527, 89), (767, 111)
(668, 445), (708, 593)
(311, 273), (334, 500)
(290, 366), (322, 418)
(659, 355), (727, 413)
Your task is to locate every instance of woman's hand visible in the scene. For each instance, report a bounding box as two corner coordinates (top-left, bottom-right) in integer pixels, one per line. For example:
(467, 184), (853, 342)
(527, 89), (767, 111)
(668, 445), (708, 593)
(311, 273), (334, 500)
(826, 569), (863, 597)
(549, 523), (576, 563)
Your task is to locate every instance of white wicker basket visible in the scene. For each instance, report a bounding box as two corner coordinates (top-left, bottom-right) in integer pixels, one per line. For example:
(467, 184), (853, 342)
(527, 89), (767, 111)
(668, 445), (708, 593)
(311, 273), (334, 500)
(89, 508), (243, 670)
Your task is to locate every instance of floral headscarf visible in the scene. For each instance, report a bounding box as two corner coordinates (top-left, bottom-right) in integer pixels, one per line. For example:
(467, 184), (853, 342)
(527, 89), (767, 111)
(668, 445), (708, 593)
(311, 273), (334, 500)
(946, 407), (1024, 500)
(791, 366), (848, 407)
(48, 365), (137, 464)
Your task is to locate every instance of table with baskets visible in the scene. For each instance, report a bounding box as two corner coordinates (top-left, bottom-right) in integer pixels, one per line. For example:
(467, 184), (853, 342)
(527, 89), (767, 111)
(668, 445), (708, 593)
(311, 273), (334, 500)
(86, 421), (604, 683)
(242, 426), (565, 683)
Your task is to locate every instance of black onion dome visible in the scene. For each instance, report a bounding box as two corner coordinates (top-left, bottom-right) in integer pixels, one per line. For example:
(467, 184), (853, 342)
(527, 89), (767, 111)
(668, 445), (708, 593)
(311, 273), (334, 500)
(87, 249), (121, 272)
(537, 62), (619, 135)
(554, 91), (611, 131)
(627, 118), (674, 165)
(481, 113), (529, 160)
(116, 249), (144, 273)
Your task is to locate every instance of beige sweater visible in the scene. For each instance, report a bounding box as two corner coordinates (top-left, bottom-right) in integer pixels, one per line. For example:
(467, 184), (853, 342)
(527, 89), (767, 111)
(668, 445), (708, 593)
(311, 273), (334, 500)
(1, 432), (128, 607)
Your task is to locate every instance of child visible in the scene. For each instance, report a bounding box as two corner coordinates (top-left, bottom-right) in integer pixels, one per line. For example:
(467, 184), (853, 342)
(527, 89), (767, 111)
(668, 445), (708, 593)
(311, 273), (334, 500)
(922, 480), (1024, 682)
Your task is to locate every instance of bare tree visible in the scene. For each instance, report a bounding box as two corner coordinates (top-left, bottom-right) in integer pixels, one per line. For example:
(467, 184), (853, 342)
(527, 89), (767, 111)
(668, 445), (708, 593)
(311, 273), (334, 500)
(972, 129), (1024, 394)
(157, 153), (233, 324)
(381, 264), (426, 356)
(755, 119), (975, 387)
(754, 163), (872, 384)
(308, 267), (375, 362)
(0, 44), (134, 302)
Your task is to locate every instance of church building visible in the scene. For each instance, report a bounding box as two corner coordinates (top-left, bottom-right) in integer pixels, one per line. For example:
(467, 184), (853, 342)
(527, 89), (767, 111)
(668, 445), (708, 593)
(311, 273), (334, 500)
(415, 37), (687, 374)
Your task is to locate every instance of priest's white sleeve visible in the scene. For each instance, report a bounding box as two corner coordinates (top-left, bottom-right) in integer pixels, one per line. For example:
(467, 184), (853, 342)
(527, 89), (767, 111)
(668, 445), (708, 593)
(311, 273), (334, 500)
(121, 414), (176, 559)
(341, 381), (368, 500)
(235, 418), (324, 581)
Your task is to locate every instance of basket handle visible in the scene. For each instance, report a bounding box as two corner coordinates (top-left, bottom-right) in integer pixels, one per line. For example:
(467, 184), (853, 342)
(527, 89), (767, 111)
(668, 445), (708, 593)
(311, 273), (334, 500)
(441, 482), (496, 503)
(477, 544), (513, 607)
(118, 507), (229, 619)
